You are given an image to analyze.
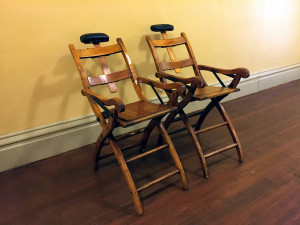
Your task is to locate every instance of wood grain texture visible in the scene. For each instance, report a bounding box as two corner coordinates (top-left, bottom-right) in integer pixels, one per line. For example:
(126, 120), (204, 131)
(156, 71), (203, 86)
(117, 101), (177, 128)
(77, 44), (122, 58)
(161, 58), (194, 71)
(147, 31), (246, 178)
(1, 80), (300, 224)
(161, 32), (181, 73)
(94, 43), (117, 93)
(151, 36), (186, 47)
(88, 69), (132, 86)
(70, 38), (188, 215)
(137, 76), (186, 96)
(192, 86), (239, 100)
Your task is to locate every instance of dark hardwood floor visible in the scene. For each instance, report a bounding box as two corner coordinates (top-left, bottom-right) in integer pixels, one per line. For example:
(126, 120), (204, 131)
(1, 80), (300, 225)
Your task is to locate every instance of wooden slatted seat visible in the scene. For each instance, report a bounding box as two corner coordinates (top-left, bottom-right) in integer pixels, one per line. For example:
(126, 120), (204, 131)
(69, 33), (188, 216)
(193, 86), (239, 101)
(117, 101), (177, 128)
(146, 24), (250, 178)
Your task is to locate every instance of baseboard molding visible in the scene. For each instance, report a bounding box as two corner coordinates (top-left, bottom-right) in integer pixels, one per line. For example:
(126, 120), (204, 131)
(1, 63), (299, 172)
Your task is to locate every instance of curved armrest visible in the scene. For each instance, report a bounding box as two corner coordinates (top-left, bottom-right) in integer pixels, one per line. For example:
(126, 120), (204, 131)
(81, 89), (125, 113)
(137, 76), (186, 96)
(198, 64), (250, 88)
(156, 71), (203, 87)
(198, 65), (250, 79)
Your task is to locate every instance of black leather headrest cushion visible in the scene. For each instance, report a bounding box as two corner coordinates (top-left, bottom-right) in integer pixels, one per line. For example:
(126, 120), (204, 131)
(150, 24), (174, 32)
(80, 33), (109, 44)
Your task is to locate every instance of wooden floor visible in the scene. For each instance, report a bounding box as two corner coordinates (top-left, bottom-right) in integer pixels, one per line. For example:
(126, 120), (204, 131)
(1, 80), (300, 225)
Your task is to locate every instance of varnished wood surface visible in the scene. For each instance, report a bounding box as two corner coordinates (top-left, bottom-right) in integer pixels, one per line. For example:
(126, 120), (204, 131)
(146, 30), (246, 176)
(161, 58), (194, 71)
(1, 80), (300, 224)
(156, 71), (203, 86)
(151, 36), (186, 47)
(161, 31), (181, 73)
(77, 44), (122, 58)
(70, 37), (189, 215)
(193, 86), (239, 100)
(117, 101), (177, 128)
(88, 69), (132, 86)
(94, 43), (118, 93)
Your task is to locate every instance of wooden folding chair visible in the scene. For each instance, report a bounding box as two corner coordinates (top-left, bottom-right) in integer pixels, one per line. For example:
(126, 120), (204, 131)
(146, 24), (250, 178)
(69, 33), (188, 215)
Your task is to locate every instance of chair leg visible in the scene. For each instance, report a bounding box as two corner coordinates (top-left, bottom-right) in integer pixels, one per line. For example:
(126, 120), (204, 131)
(178, 110), (209, 178)
(212, 99), (243, 162)
(158, 110), (178, 145)
(194, 100), (215, 131)
(158, 108), (210, 177)
(159, 90), (194, 145)
(140, 119), (158, 152)
(94, 118), (116, 170)
(158, 108), (209, 178)
(195, 97), (243, 162)
(157, 122), (188, 190)
(109, 136), (144, 216)
(194, 95), (227, 131)
(93, 133), (108, 171)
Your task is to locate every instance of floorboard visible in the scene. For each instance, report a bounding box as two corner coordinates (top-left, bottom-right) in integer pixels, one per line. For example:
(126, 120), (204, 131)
(1, 80), (300, 225)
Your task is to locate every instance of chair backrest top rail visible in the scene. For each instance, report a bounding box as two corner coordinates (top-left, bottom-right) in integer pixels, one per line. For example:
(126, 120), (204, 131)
(151, 36), (186, 48)
(77, 44), (122, 59)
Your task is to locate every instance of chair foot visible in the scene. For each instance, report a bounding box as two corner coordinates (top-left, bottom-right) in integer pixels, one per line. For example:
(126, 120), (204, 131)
(137, 210), (144, 216)
(236, 144), (244, 163)
(203, 171), (209, 179)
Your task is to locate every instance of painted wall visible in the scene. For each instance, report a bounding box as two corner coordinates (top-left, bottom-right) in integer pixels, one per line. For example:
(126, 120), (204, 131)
(1, 0), (299, 135)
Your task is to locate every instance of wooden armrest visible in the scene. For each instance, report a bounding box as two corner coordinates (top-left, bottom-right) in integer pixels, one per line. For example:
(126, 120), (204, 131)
(198, 65), (250, 79)
(137, 76), (186, 96)
(81, 89), (125, 113)
(155, 72), (203, 86)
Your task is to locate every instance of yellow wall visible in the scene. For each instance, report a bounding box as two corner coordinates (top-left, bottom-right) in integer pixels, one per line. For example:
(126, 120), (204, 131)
(1, 0), (300, 135)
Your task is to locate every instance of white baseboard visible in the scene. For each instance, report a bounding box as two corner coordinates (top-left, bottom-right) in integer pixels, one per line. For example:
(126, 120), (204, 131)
(1, 63), (299, 172)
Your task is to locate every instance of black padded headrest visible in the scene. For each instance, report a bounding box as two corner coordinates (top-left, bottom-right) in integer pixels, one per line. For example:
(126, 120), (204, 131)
(80, 33), (109, 44)
(150, 24), (174, 32)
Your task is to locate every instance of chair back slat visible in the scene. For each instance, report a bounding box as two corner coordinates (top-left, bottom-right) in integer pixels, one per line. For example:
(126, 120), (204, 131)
(78, 44), (122, 58)
(88, 69), (132, 86)
(161, 58), (194, 71)
(69, 39), (147, 101)
(146, 33), (206, 85)
(151, 37), (186, 48)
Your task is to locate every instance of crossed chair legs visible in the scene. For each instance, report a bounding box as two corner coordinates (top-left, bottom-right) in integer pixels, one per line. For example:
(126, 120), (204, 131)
(72, 31), (245, 215)
(93, 114), (188, 215)
(157, 89), (243, 178)
(195, 97), (243, 162)
(92, 88), (244, 214)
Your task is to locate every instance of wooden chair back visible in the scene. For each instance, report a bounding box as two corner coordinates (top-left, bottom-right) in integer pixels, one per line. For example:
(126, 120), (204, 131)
(69, 37), (148, 126)
(146, 32), (207, 86)
(69, 38), (147, 101)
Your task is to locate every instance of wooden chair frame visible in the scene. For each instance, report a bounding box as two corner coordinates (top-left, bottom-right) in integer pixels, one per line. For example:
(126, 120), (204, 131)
(69, 34), (188, 215)
(146, 25), (250, 178)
